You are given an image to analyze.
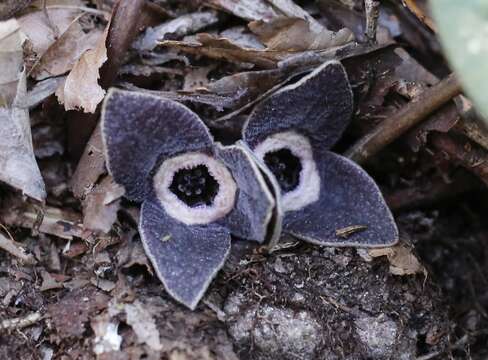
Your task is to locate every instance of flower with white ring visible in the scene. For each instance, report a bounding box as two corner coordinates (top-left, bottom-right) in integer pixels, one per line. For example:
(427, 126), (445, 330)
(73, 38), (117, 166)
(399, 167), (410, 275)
(101, 89), (275, 310)
(153, 152), (237, 225)
(253, 131), (320, 212)
(243, 60), (399, 248)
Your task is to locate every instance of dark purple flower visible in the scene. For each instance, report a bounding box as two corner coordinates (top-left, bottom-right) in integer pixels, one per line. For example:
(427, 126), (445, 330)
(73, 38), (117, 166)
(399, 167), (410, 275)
(101, 60), (398, 309)
(242, 61), (398, 248)
(101, 89), (275, 309)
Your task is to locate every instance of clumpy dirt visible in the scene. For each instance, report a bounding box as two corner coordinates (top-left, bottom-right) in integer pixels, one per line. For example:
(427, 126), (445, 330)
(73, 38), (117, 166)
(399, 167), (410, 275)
(3, 196), (487, 359)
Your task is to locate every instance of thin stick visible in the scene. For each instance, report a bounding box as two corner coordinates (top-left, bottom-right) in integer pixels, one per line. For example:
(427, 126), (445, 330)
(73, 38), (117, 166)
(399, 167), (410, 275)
(430, 132), (488, 187)
(0, 312), (42, 331)
(346, 73), (462, 164)
(364, 0), (380, 44)
(0, 231), (36, 264)
(454, 115), (488, 151)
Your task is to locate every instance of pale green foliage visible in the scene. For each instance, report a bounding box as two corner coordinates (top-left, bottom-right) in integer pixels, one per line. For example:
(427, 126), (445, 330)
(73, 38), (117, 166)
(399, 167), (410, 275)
(432, 0), (488, 122)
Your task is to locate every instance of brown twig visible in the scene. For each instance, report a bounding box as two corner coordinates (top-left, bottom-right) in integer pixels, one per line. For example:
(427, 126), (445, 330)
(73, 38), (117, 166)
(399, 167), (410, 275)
(346, 73), (462, 164)
(454, 113), (488, 151)
(385, 174), (480, 212)
(0, 312), (43, 331)
(430, 132), (488, 187)
(0, 231), (36, 264)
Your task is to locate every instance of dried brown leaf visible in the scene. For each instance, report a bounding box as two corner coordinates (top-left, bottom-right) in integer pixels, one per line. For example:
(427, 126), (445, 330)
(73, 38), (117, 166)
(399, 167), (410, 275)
(134, 11), (219, 51)
(31, 18), (103, 80)
(0, 19), (26, 104)
(369, 243), (427, 276)
(18, 8), (81, 59)
(0, 20), (46, 201)
(82, 175), (124, 233)
(161, 33), (290, 68)
(249, 17), (353, 51)
(56, 21), (109, 113)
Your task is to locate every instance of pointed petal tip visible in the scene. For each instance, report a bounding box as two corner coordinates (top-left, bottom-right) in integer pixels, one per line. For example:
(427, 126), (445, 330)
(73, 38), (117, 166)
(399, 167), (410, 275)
(139, 198), (231, 310)
(243, 60), (353, 150)
(283, 152), (398, 248)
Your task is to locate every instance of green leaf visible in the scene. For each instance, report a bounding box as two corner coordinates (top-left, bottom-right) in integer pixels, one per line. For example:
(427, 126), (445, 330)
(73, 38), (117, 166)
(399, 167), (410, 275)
(431, 1), (488, 122)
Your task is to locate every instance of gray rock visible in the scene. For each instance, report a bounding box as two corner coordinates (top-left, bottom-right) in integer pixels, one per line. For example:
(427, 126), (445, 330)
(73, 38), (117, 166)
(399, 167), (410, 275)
(225, 294), (321, 358)
(354, 314), (398, 358)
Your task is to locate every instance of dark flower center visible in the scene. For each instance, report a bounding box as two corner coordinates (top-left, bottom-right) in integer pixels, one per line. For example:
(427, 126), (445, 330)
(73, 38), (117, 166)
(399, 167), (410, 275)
(169, 165), (219, 207)
(264, 148), (302, 193)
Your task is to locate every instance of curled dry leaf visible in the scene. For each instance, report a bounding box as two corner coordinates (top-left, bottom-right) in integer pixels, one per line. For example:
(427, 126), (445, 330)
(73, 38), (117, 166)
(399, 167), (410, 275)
(56, 21), (109, 113)
(0, 19), (26, 103)
(0, 19), (46, 201)
(39, 269), (65, 291)
(249, 17), (354, 51)
(106, 299), (162, 351)
(121, 81), (246, 111)
(31, 17), (104, 80)
(118, 241), (154, 276)
(18, 7), (81, 62)
(134, 11), (219, 51)
(207, 0), (353, 47)
(369, 243), (427, 276)
(82, 175), (124, 233)
(161, 17), (353, 69)
(161, 33), (291, 69)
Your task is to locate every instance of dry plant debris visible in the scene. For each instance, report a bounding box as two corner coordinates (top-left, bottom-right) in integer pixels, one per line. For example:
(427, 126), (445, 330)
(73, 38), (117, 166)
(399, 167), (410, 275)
(0, 0), (487, 359)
